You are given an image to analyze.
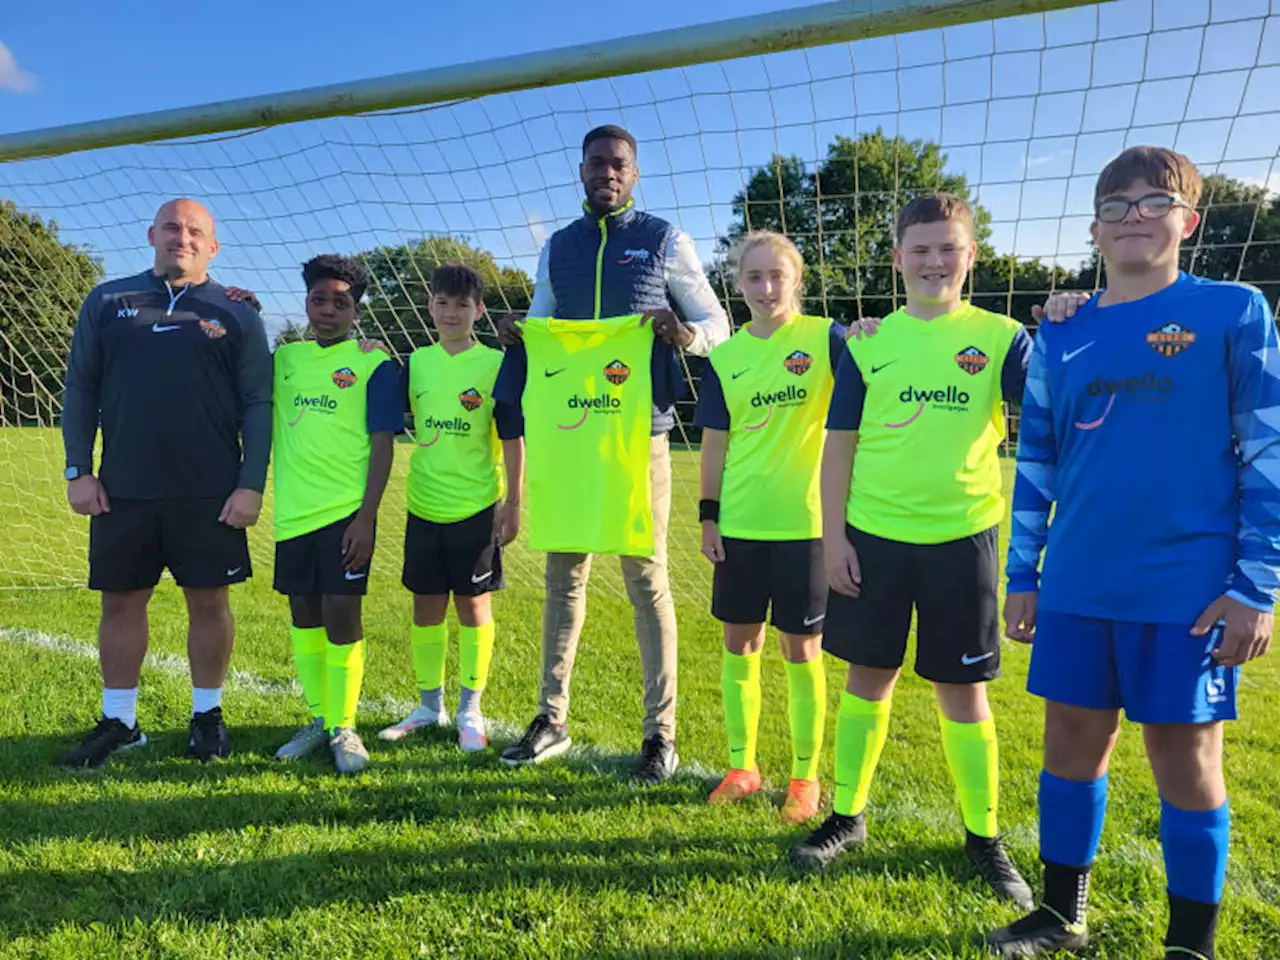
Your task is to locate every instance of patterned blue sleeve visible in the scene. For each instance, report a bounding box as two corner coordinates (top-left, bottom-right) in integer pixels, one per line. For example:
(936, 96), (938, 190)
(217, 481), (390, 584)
(1006, 332), (1057, 593)
(1227, 291), (1280, 610)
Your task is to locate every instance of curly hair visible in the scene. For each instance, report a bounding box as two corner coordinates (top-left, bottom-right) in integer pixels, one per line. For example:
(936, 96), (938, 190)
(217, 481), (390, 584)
(302, 254), (370, 303)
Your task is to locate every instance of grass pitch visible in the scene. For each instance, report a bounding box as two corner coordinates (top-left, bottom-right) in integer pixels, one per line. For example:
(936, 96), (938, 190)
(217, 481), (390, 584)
(1, 427), (1278, 959)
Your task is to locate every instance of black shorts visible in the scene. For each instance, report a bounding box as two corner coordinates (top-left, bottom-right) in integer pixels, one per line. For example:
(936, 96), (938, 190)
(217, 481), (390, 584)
(402, 505), (505, 597)
(711, 537), (827, 636)
(823, 525), (1001, 684)
(273, 512), (373, 597)
(88, 497), (251, 592)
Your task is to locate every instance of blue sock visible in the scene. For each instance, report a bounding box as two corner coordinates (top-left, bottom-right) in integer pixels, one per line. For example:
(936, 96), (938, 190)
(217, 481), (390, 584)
(1039, 770), (1108, 867)
(1161, 798), (1229, 904)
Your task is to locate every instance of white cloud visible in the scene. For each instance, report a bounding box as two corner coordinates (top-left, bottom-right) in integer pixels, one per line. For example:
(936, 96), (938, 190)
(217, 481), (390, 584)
(525, 212), (550, 251)
(0, 41), (35, 93)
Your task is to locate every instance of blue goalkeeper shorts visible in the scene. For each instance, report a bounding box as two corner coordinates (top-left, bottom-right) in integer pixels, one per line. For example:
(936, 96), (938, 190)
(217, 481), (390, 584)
(1027, 611), (1239, 724)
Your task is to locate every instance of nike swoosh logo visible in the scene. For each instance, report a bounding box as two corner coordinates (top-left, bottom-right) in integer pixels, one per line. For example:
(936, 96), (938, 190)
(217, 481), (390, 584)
(471, 571), (493, 584)
(225, 567), (242, 576)
(544, 368), (565, 378)
(960, 651), (995, 665)
(1062, 342), (1095, 362)
(343, 571), (367, 581)
(803, 614), (825, 626)
(731, 369), (748, 380)
(151, 323), (181, 333)
(870, 361), (896, 374)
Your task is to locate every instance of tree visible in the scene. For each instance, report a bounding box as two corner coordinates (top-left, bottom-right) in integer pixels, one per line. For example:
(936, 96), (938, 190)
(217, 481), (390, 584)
(1074, 173), (1280, 304)
(710, 131), (1078, 327)
(0, 200), (103, 424)
(360, 235), (534, 357)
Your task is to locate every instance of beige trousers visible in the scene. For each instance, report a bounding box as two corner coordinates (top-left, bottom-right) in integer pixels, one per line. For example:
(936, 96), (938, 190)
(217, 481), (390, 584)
(538, 433), (677, 740)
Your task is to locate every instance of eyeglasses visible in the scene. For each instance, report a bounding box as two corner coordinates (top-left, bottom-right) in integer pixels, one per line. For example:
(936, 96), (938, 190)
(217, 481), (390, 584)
(1095, 192), (1191, 224)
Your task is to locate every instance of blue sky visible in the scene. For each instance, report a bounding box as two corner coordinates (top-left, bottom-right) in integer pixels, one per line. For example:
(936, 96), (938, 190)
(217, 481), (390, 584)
(2, 0), (1279, 330)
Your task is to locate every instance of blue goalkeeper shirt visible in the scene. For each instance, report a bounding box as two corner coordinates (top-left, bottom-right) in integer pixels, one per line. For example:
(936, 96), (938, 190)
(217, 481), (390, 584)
(1007, 273), (1280, 623)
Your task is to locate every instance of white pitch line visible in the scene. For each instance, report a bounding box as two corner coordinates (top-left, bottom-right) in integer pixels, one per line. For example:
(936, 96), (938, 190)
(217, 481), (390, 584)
(0, 624), (721, 782)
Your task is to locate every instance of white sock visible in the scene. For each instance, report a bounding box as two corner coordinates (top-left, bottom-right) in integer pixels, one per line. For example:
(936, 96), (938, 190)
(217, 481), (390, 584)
(192, 686), (223, 716)
(103, 687), (139, 729)
(458, 685), (483, 721)
(420, 686), (444, 714)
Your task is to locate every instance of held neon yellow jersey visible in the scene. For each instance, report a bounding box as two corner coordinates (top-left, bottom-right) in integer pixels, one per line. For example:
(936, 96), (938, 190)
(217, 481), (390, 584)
(697, 315), (841, 540)
(272, 340), (398, 542)
(495, 315), (669, 556)
(406, 342), (505, 524)
(827, 303), (1029, 544)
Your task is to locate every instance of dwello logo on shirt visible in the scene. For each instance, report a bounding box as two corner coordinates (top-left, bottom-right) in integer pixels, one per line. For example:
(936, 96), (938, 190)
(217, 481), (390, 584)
(556, 359), (629, 430)
(886, 383), (970, 429)
(416, 413), (472, 447)
(287, 393), (340, 426)
(1074, 372), (1175, 431)
(745, 384), (808, 431)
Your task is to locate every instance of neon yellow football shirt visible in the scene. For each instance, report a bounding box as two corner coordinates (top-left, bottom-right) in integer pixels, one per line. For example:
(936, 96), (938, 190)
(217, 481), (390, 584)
(839, 303), (1022, 544)
(519, 315), (655, 556)
(272, 340), (394, 541)
(708, 314), (837, 540)
(406, 342), (505, 524)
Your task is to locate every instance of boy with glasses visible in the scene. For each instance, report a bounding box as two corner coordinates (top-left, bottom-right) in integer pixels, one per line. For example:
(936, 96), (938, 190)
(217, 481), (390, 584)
(988, 146), (1280, 959)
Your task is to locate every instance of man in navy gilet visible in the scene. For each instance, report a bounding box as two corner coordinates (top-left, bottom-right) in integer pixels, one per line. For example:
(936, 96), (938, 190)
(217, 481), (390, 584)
(498, 124), (730, 782)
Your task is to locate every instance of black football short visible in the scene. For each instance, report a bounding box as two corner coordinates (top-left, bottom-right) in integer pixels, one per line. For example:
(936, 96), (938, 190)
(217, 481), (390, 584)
(402, 504), (505, 597)
(273, 512), (373, 597)
(823, 525), (1001, 684)
(88, 497), (251, 592)
(711, 537), (827, 635)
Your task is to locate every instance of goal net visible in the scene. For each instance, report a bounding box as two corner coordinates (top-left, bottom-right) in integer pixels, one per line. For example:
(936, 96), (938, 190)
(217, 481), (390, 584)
(2, 0), (1278, 596)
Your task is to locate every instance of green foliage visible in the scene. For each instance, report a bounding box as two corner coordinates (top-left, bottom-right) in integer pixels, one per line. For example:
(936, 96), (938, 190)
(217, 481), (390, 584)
(711, 131), (1080, 328)
(0, 201), (102, 424)
(361, 235), (534, 357)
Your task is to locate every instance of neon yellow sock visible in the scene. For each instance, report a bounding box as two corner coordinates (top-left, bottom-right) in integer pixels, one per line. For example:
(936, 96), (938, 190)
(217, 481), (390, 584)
(721, 648), (762, 771)
(459, 621), (495, 692)
(785, 655), (826, 781)
(833, 691), (892, 817)
(411, 622), (447, 693)
(940, 713), (1000, 838)
(290, 626), (327, 721)
(325, 640), (365, 731)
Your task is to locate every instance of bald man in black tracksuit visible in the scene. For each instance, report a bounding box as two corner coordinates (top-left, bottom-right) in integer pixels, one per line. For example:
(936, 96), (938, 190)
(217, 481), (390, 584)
(58, 198), (272, 768)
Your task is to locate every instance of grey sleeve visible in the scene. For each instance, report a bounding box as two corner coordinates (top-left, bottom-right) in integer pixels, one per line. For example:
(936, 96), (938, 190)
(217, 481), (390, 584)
(236, 305), (273, 492)
(62, 290), (103, 472)
(665, 229), (730, 357)
(527, 243), (556, 318)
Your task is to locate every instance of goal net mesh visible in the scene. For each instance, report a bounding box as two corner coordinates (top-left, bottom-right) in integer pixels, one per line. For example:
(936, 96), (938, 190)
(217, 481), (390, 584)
(2, 0), (1278, 596)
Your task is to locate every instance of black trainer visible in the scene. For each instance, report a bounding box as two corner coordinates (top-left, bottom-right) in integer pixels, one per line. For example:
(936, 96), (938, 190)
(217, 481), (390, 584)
(633, 736), (678, 785)
(966, 832), (1035, 909)
(986, 906), (1089, 958)
(57, 717), (147, 769)
(500, 714), (571, 766)
(187, 706), (231, 762)
(790, 811), (867, 869)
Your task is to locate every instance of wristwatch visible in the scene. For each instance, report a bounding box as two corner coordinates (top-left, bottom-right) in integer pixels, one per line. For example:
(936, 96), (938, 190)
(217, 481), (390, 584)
(64, 466), (89, 481)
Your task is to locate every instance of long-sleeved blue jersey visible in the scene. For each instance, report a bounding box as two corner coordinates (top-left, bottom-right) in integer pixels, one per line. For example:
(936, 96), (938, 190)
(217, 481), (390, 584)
(1006, 273), (1280, 623)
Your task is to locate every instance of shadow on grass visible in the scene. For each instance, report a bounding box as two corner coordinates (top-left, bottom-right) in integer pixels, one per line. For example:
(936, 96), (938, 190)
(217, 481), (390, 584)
(2, 725), (720, 845)
(0, 828), (971, 946)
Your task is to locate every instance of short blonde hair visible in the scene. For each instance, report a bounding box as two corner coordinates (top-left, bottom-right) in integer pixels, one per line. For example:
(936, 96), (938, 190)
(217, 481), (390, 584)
(730, 230), (806, 315)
